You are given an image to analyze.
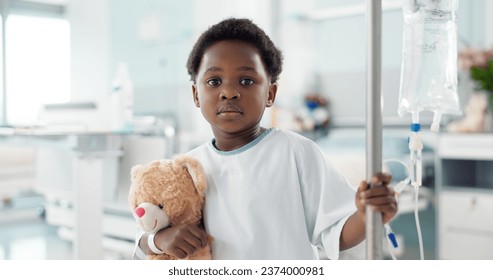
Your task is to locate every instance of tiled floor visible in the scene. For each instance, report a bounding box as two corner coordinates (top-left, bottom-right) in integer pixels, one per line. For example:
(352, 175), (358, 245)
(0, 215), (73, 260)
(0, 193), (135, 260)
(0, 193), (72, 260)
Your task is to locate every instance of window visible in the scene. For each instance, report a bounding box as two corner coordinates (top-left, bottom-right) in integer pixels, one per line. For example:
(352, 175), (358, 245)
(6, 14), (70, 125)
(0, 0), (69, 126)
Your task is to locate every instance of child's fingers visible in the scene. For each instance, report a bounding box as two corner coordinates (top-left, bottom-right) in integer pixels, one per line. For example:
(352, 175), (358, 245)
(370, 172), (392, 186)
(161, 225), (207, 259)
(174, 228), (207, 259)
(188, 225), (208, 248)
(360, 185), (395, 199)
(182, 232), (204, 251)
(361, 195), (396, 206)
(175, 240), (197, 259)
(359, 172), (392, 193)
(358, 180), (369, 192)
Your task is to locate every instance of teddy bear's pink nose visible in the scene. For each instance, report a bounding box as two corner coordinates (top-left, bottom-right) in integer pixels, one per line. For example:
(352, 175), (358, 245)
(135, 207), (145, 218)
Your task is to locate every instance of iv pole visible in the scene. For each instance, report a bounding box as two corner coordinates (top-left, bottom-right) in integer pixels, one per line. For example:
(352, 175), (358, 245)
(365, 0), (383, 260)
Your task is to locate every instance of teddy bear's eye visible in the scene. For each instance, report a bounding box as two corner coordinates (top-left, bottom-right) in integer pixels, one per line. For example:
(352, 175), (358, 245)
(158, 204), (163, 209)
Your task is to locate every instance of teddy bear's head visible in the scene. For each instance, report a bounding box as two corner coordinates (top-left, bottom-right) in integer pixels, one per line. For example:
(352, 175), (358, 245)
(128, 155), (207, 234)
(447, 92), (488, 133)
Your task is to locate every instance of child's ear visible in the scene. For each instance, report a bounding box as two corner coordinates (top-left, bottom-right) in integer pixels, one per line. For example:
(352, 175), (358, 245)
(266, 83), (278, 107)
(192, 84), (200, 108)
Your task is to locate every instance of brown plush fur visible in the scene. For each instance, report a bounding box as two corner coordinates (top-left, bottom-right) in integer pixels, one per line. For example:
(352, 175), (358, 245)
(128, 155), (212, 260)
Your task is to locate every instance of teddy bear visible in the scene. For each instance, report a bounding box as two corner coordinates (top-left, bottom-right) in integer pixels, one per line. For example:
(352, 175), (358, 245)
(128, 155), (212, 260)
(447, 92), (488, 133)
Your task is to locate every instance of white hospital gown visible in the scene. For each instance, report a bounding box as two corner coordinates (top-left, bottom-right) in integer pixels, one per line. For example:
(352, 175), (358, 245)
(133, 128), (357, 260)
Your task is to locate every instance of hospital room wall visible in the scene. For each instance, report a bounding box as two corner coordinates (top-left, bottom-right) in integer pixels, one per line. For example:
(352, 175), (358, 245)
(68, 0), (278, 148)
(308, 0), (488, 126)
(67, 0), (491, 137)
(68, 0), (111, 104)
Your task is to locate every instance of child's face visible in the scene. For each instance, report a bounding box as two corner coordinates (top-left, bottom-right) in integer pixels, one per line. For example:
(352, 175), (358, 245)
(192, 40), (277, 137)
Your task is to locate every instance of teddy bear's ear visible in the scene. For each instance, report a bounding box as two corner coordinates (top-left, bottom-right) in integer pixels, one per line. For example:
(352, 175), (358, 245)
(174, 155), (207, 199)
(130, 164), (144, 182)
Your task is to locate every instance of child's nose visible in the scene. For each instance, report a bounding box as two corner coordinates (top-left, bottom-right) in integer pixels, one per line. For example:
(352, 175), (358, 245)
(135, 207), (145, 218)
(220, 87), (240, 100)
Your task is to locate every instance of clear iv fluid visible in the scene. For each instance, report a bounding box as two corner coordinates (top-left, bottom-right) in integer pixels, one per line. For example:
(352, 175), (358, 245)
(398, 0), (461, 118)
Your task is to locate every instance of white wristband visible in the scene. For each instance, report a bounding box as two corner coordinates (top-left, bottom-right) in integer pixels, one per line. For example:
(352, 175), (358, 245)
(147, 232), (164, 255)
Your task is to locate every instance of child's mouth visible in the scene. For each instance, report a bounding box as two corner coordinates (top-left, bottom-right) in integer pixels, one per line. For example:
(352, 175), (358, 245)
(217, 105), (243, 117)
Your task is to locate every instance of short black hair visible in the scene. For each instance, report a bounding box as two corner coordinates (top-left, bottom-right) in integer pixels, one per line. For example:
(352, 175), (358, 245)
(186, 18), (283, 83)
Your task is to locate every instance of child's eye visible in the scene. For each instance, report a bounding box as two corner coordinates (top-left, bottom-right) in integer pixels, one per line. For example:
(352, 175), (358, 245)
(240, 78), (254, 86)
(206, 78), (221, 86)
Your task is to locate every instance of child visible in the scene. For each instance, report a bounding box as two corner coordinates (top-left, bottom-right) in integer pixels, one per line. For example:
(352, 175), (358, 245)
(133, 17), (397, 260)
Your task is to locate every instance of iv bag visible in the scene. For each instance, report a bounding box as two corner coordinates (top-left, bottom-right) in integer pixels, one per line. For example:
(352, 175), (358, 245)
(398, 0), (461, 120)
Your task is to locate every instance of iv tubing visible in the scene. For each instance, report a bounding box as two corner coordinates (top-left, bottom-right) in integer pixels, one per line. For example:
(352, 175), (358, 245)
(384, 224), (398, 260)
(414, 185), (424, 260)
(409, 113), (425, 260)
(431, 111), (442, 132)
